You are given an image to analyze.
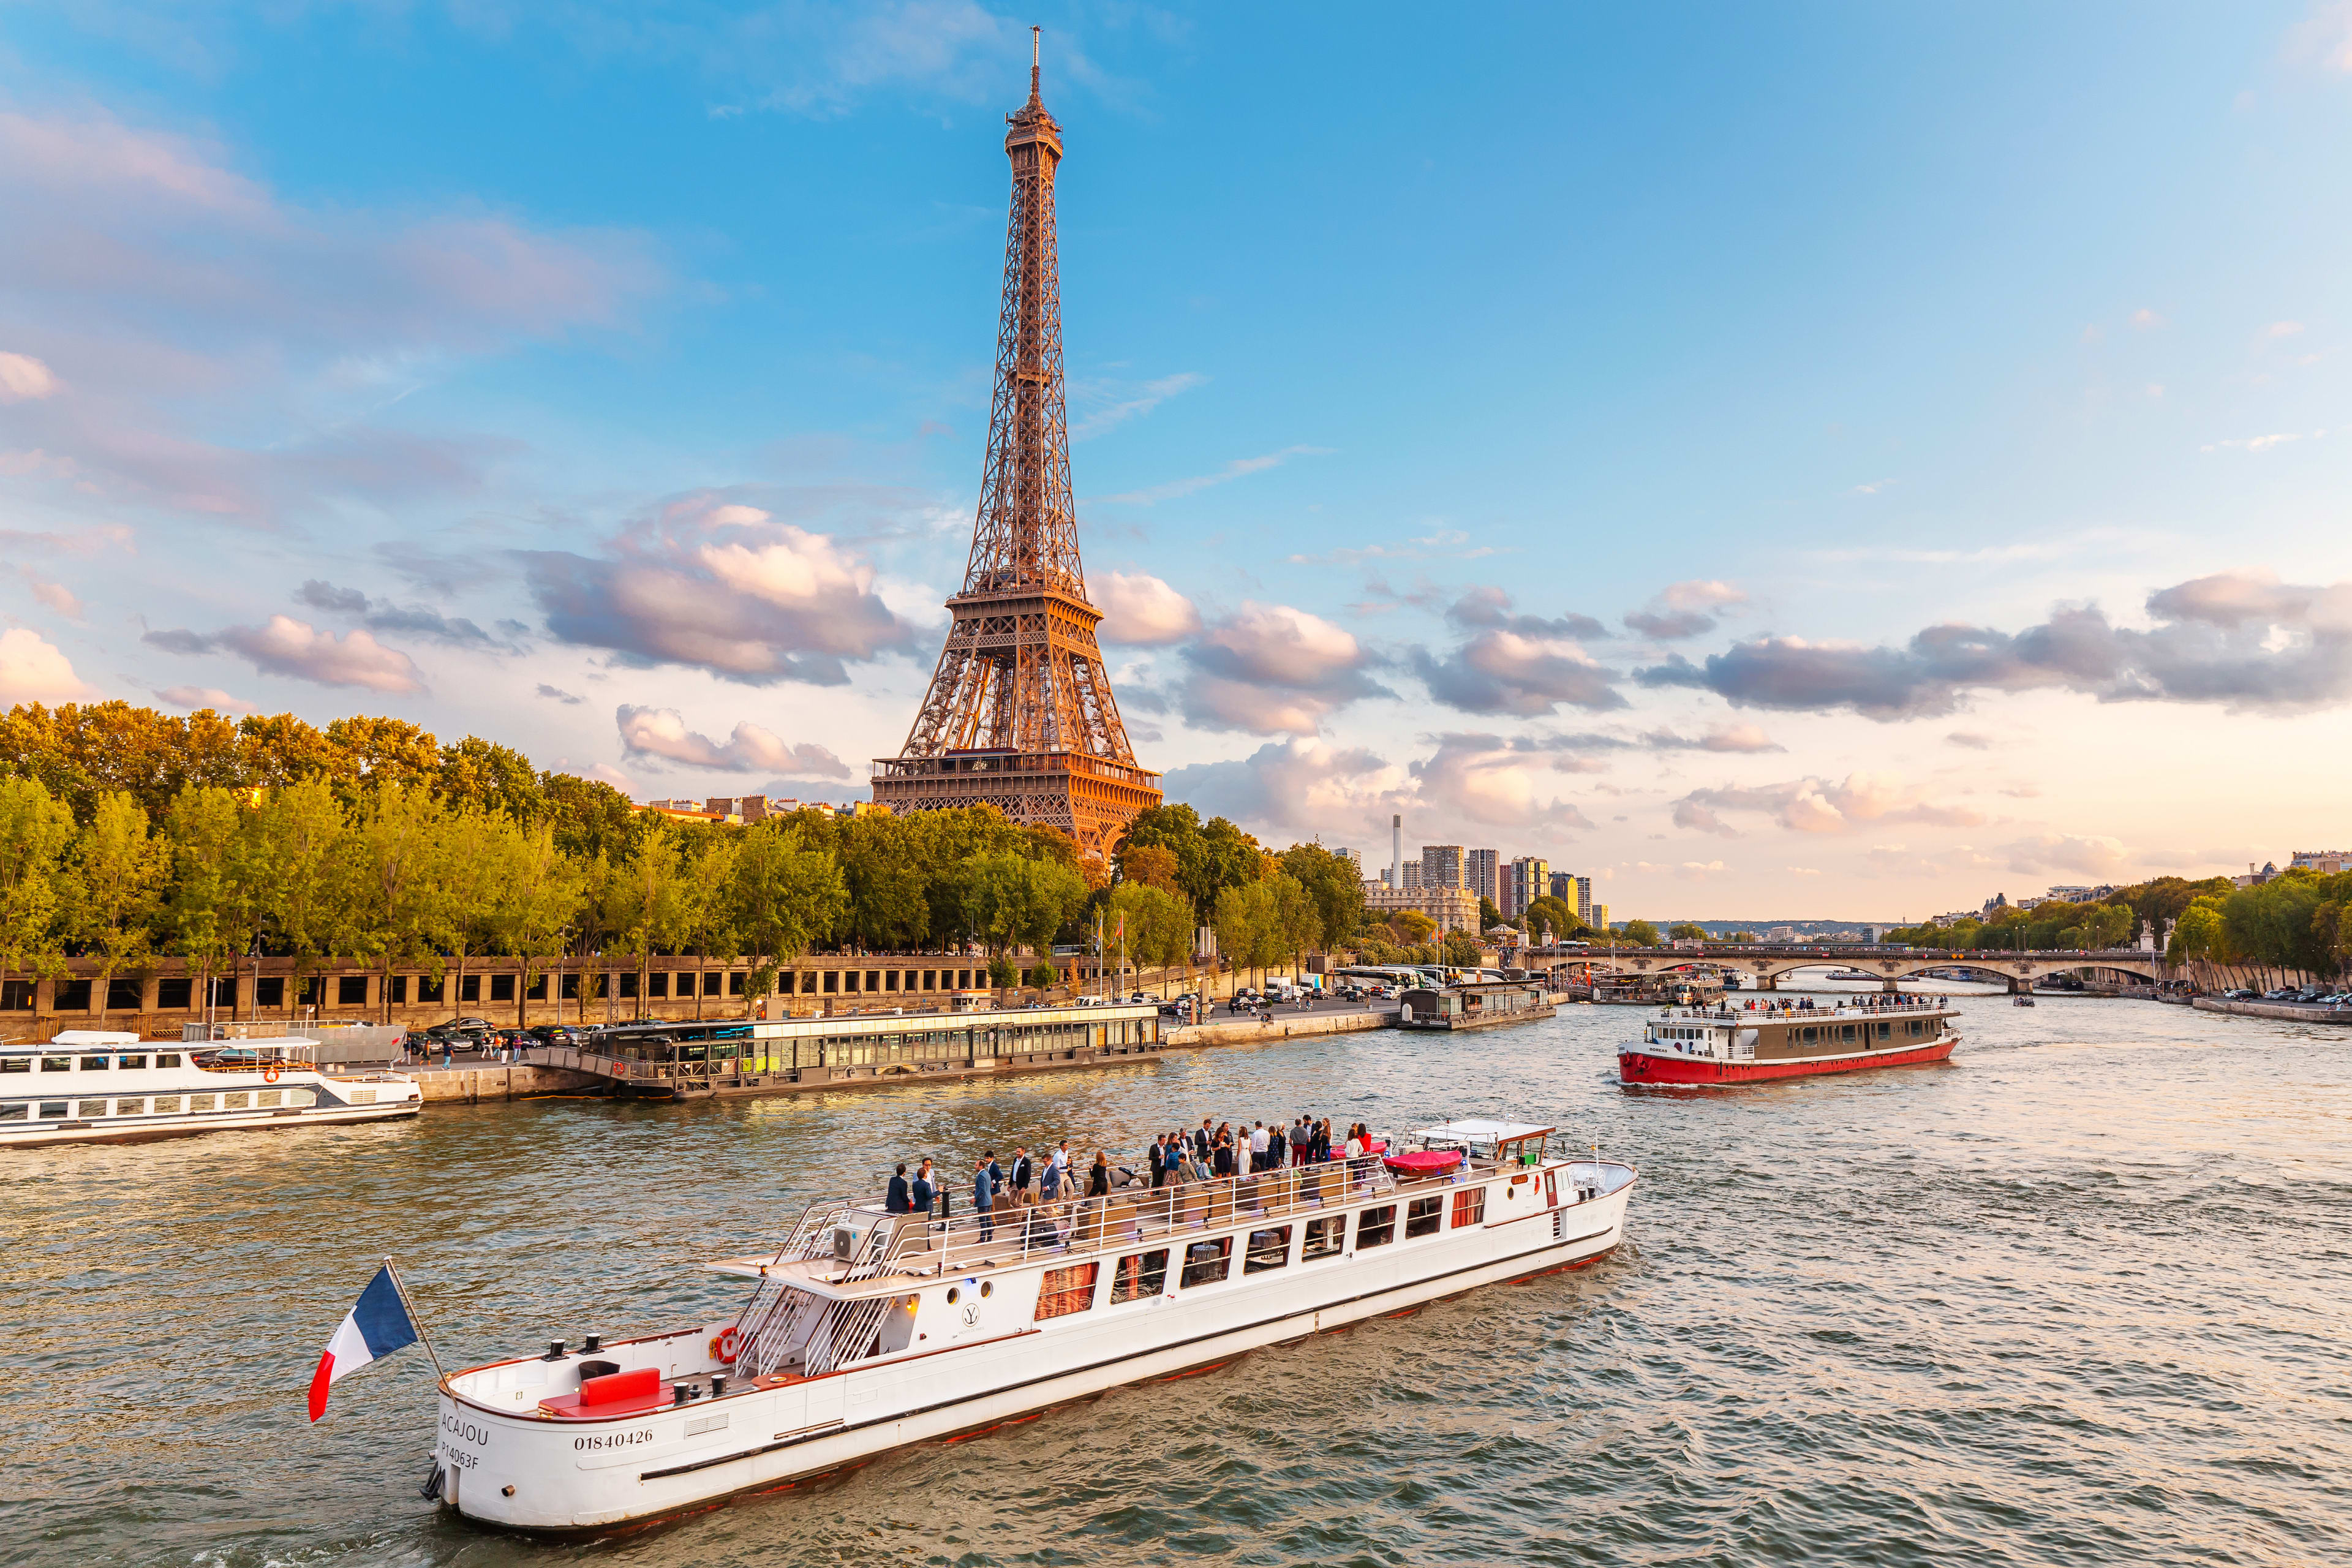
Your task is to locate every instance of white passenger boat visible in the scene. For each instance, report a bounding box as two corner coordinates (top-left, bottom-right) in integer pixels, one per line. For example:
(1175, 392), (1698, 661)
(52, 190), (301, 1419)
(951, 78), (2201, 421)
(430, 1119), (1637, 1533)
(0, 1031), (421, 1148)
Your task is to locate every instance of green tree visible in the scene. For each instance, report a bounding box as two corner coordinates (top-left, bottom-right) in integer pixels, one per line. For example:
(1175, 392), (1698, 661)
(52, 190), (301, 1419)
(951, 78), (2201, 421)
(247, 776), (348, 1014)
(70, 792), (170, 1028)
(605, 818), (693, 1016)
(540, 772), (643, 863)
(1276, 842), (1366, 949)
(2166, 897), (2229, 966)
(500, 819), (592, 1027)
(160, 785), (263, 1019)
(1116, 804), (1264, 915)
(957, 851), (1086, 963)
(1619, 918), (1661, 946)
(336, 785), (453, 1023)
(730, 824), (850, 1006)
(1441, 930), (1483, 968)
(437, 736), (548, 823)
(1107, 881), (1195, 996)
(1520, 895), (1581, 945)
(0, 775), (74, 1008)
(1668, 922), (1708, 941)
(678, 827), (745, 1018)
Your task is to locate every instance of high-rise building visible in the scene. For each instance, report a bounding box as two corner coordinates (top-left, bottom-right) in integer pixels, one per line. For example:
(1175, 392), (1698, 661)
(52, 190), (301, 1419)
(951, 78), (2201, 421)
(1590, 902), (1610, 932)
(870, 45), (1160, 857)
(1333, 846), (1360, 873)
(1465, 848), (1499, 908)
(1401, 859), (1422, 891)
(1420, 845), (1464, 891)
(1505, 856), (1549, 920)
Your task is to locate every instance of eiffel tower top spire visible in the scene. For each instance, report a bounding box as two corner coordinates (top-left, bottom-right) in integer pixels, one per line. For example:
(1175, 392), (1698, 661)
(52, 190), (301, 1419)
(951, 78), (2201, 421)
(872, 43), (1161, 857)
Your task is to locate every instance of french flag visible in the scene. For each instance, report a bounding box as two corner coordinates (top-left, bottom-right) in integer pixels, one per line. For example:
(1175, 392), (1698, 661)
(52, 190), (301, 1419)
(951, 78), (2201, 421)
(308, 1264), (419, 1422)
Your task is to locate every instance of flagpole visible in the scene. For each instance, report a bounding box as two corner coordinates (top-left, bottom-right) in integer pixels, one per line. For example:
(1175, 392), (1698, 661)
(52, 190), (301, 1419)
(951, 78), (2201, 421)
(383, 1257), (448, 1381)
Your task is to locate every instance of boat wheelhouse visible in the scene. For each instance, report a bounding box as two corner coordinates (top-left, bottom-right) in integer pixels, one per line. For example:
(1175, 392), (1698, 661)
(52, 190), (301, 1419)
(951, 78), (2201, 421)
(570, 1002), (1166, 1099)
(0, 1030), (421, 1147)
(428, 1117), (1636, 1532)
(1395, 981), (1556, 1033)
(1617, 995), (1959, 1085)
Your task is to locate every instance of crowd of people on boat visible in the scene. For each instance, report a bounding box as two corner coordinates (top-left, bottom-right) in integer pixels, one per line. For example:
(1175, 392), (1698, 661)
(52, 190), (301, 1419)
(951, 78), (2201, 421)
(879, 1115), (1383, 1225)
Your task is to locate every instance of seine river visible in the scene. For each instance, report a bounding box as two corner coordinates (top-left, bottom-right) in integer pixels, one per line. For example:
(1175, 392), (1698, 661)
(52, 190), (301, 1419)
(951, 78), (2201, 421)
(6, 982), (2349, 1567)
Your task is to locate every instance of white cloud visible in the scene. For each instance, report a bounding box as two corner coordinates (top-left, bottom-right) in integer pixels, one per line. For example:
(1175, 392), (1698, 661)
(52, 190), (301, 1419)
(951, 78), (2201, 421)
(1675, 772), (1986, 836)
(1069, 372), (1206, 440)
(1096, 570), (1200, 645)
(2130, 307), (2165, 330)
(2268, 320), (2306, 337)
(2287, 2), (2352, 73)
(0, 350), (59, 402)
(616, 704), (851, 778)
(1178, 601), (1387, 735)
(0, 628), (95, 703)
(2201, 431), (2316, 453)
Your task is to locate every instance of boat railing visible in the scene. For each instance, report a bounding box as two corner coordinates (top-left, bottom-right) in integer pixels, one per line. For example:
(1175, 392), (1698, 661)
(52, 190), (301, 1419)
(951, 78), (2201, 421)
(189, 1041), (317, 1072)
(859, 1158), (1428, 1280)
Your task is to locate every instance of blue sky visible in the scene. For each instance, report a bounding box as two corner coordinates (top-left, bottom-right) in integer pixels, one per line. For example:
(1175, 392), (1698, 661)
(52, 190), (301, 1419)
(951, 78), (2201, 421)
(3, 2), (2350, 918)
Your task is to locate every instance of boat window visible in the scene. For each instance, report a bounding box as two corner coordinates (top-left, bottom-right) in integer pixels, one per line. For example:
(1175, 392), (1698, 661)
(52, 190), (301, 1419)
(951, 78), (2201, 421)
(78, 1098), (107, 1117)
(1179, 1237), (1233, 1288)
(153, 1095), (181, 1113)
(189, 1093), (215, 1111)
(40, 1057), (67, 1072)
(258, 1090), (283, 1107)
(223, 1091), (249, 1110)
(1356, 1205), (1396, 1249)
(1245, 1226), (1292, 1273)
(39, 1101), (66, 1118)
(1840, 1025), (1856, 1042)
(1035, 1262), (1099, 1320)
(946, 1287), (960, 1305)
(1451, 1188), (1486, 1228)
(1406, 1196), (1444, 1238)
(0, 1058), (26, 1074)
(1875, 1022), (1891, 1039)
(0, 1101), (26, 1120)
(1302, 1216), (1344, 1260)
(114, 1097), (143, 1115)
(80, 1057), (109, 1071)
(117, 1055), (147, 1069)
(1110, 1249), (1169, 1303)
(1801, 1027), (1817, 1043)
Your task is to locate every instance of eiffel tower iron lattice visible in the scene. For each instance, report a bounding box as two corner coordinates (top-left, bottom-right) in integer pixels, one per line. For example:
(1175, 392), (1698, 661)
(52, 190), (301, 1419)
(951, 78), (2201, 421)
(872, 37), (1162, 859)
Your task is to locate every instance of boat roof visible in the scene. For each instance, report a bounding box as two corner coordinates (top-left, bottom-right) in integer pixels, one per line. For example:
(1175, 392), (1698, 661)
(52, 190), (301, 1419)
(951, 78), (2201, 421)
(47, 1030), (143, 1047)
(1412, 1119), (1553, 1144)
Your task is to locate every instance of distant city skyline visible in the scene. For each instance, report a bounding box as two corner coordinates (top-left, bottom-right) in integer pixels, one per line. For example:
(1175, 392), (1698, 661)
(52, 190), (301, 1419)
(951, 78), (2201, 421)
(1, 5), (2348, 918)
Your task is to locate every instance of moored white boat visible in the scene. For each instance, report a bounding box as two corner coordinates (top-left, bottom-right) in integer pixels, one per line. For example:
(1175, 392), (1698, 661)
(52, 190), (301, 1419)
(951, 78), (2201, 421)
(429, 1119), (1636, 1533)
(0, 1031), (420, 1147)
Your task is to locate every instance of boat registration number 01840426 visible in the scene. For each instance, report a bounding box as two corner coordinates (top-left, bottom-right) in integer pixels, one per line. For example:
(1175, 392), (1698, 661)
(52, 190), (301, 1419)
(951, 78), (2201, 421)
(575, 1428), (658, 1452)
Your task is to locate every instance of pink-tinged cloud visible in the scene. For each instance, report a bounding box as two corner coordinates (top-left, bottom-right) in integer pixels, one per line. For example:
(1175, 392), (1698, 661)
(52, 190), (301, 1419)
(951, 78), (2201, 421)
(0, 628), (96, 703)
(145, 616), (426, 693)
(0, 351), (59, 402)
(1675, 772), (1985, 835)
(1179, 601), (1388, 735)
(155, 685), (255, 714)
(523, 494), (915, 684)
(1096, 570), (1200, 645)
(614, 705), (850, 778)
(0, 107), (662, 527)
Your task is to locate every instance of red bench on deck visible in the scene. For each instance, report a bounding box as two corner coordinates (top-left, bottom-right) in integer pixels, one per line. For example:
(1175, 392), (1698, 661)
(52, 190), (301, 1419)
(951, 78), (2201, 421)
(537, 1365), (665, 1418)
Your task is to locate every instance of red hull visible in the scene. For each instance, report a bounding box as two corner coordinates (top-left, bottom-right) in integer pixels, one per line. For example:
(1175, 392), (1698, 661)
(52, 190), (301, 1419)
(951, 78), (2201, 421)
(1618, 1037), (1956, 1085)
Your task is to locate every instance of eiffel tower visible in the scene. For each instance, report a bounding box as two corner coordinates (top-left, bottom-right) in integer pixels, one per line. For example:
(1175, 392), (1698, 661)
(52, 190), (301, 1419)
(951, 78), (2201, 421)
(871, 34), (1163, 858)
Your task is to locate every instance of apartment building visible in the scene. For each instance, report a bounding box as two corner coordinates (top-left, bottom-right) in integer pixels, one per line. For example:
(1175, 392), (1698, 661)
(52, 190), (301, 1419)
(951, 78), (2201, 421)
(1419, 845), (1464, 891)
(1504, 856), (1549, 920)
(1363, 883), (1481, 937)
(1465, 848), (1499, 907)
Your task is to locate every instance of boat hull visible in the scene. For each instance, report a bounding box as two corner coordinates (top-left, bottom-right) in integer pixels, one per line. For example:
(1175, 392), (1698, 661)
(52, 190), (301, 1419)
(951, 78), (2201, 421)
(1618, 1037), (1956, 1085)
(432, 1170), (1634, 1534)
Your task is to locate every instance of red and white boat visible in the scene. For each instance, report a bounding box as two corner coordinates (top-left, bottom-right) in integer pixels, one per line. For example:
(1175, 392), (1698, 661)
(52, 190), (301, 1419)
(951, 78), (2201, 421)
(1617, 995), (1958, 1085)
(426, 1118), (1635, 1533)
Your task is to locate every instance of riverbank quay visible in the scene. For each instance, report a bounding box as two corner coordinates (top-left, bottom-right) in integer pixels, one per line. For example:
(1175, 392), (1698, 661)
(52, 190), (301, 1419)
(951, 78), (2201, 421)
(2192, 996), (2352, 1025)
(406, 1060), (605, 1103)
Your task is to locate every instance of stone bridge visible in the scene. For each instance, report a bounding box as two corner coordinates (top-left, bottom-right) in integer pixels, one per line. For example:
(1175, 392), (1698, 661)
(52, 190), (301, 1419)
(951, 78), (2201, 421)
(1526, 944), (2163, 994)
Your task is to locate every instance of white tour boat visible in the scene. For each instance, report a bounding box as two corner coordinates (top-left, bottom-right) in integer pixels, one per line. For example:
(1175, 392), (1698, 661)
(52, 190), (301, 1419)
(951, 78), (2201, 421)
(429, 1119), (1637, 1532)
(0, 1031), (421, 1148)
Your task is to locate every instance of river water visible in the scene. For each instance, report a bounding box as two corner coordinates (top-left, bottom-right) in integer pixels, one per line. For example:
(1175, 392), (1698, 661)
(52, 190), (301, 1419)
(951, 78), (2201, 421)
(6, 982), (2350, 1567)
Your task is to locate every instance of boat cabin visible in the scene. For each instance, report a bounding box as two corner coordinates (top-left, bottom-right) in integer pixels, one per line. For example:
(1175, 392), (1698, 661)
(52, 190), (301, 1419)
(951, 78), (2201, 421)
(1396, 981), (1552, 1031)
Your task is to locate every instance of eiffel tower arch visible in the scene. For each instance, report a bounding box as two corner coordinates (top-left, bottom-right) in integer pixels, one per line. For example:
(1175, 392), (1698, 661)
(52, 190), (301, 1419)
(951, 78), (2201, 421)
(872, 37), (1163, 859)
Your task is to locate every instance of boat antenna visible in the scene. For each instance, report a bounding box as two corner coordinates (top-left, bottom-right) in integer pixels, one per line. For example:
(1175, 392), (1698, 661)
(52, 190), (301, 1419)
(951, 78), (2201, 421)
(384, 1256), (448, 1381)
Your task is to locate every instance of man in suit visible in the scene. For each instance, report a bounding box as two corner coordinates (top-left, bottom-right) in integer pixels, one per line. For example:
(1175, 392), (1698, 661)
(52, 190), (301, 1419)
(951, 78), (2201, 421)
(974, 1155), (997, 1242)
(886, 1162), (911, 1214)
(1010, 1146), (1034, 1196)
(910, 1159), (936, 1217)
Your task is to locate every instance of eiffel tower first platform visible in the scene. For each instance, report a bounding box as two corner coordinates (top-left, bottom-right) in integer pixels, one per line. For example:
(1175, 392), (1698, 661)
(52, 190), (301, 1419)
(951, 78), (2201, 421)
(872, 38), (1162, 858)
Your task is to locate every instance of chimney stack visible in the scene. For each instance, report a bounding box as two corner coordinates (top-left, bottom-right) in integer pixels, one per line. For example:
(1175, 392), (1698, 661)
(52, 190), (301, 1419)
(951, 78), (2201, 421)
(1390, 813), (1403, 889)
